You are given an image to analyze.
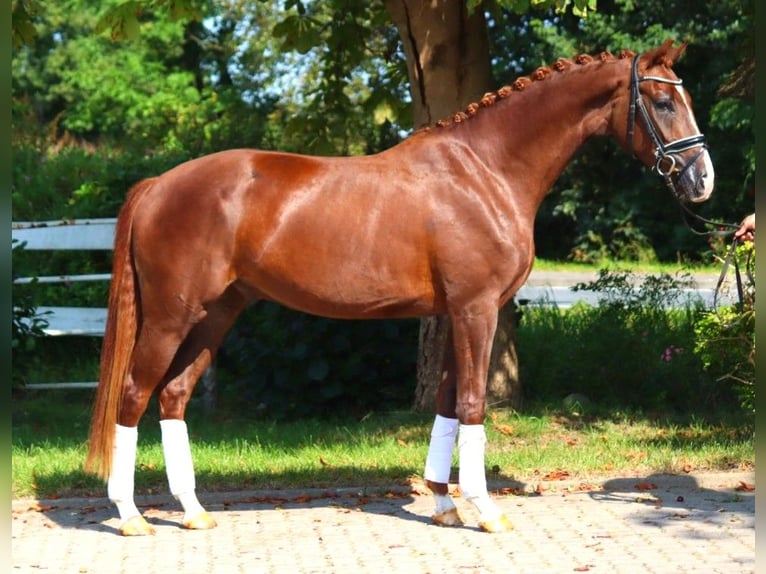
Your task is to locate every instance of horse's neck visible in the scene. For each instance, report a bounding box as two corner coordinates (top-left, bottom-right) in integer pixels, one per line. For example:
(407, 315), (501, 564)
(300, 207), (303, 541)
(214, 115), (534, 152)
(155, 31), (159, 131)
(459, 60), (624, 207)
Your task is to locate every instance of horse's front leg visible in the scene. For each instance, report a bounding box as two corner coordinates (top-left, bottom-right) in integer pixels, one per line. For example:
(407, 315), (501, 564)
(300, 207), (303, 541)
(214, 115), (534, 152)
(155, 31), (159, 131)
(452, 306), (513, 533)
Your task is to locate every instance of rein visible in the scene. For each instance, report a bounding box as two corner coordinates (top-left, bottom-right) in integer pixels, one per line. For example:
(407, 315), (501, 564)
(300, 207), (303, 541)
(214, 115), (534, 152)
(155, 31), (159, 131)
(713, 237), (749, 310)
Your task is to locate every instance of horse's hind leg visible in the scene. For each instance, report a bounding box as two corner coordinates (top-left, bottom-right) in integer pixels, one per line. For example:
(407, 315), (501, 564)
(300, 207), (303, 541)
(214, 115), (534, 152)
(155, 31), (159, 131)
(156, 288), (248, 530)
(109, 322), (190, 536)
(106, 286), (244, 535)
(424, 321), (463, 527)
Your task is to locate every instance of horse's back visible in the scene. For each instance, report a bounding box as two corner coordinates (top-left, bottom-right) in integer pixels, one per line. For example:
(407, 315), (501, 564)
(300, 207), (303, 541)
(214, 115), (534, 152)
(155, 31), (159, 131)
(128, 148), (442, 317)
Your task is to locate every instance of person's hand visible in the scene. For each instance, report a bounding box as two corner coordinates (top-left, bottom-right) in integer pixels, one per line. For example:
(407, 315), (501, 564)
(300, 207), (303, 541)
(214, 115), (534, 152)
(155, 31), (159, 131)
(734, 213), (755, 242)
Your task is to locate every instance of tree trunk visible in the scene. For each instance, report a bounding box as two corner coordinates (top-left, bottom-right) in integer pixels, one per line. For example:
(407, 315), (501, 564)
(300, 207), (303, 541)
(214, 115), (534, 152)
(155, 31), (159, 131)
(383, 0), (492, 128)
(200, 360), (217, 414)
(384, 0), (522, 413)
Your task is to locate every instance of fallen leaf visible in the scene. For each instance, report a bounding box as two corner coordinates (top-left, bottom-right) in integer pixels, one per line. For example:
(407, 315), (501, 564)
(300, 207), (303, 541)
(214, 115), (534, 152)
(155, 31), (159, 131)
(543, 470), (570, 481)
(682, 463), (693, 473)
(396, 438), (408, 447)
(635, 482), (657, 491)
(494, 424), (515, 436)
(319, 456), (334, 468)
(735, 481), (755, 492)
(575, 483), (599, 492)
(403, 478), (430, 495)
(497, 486), (524, 496)
(574, 565), (594, 571)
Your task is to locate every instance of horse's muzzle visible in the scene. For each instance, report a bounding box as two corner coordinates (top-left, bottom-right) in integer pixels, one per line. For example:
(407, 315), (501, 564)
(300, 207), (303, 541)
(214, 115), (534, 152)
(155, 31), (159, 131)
(673, 149), (715, 203)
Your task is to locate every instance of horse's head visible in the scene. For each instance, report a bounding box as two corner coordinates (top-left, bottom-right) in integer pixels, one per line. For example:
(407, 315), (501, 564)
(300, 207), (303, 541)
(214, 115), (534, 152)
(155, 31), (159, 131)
(623, 40), (714, 203)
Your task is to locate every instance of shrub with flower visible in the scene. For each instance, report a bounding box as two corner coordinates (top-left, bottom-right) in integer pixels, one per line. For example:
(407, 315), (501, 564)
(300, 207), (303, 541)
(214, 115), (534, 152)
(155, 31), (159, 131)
(693, 241), (755, 413)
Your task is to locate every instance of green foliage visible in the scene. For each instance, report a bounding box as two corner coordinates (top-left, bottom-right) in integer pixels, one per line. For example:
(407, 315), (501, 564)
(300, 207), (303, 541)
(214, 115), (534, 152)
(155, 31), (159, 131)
(489, 0), (754, 263)
(693, 242), (755, 413)
(267, 1), (410, 154)
(471, 0), (597, 17)
(216, 303), (419, 420)
(518, 269), (740, 414)
(12, 241), (51, 390)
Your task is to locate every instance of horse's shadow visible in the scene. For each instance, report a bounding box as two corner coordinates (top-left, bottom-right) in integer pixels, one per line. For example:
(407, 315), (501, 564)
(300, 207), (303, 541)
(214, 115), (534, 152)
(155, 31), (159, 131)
(17, 473), (754, 537)
(17, 484), (438, 536)
(586, 472), (755, 531)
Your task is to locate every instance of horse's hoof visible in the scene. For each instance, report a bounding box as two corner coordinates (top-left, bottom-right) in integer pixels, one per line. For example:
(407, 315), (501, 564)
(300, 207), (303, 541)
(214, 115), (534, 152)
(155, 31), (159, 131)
(479, 513), (514, 533)
(183, 511), (217, 530)
(119, 515), (156, 536)
(432, 507), (464, 527)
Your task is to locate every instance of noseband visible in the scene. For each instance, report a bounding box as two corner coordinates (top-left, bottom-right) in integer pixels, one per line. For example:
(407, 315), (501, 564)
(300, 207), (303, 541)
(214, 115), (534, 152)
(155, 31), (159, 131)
(627, 53), (707, 198)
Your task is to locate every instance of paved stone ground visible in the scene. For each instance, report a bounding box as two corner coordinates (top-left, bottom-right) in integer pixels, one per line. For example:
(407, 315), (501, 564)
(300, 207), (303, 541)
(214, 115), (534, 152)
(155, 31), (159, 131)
(13, 471), (754, 574)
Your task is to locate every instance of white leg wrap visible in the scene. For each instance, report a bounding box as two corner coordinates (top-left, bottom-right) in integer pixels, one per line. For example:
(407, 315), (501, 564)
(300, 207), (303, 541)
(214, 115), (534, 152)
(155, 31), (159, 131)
(433, 493), (457, 514)
(457, 424), (487, 498)
(107, 424), (141, 521)
(160, 419), (205, 518)
(468, 494), (502, 521)
(424, 415), (458, 484)
(458, 424), (502, 521)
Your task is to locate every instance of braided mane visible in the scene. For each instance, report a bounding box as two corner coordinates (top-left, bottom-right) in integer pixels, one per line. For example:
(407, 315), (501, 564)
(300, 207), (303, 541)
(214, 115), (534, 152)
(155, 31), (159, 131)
(428, 49), (636, 130)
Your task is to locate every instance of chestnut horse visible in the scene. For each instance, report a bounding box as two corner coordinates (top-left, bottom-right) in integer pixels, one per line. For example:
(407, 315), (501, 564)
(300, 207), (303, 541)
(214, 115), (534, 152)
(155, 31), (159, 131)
(85, 40), (714, 535)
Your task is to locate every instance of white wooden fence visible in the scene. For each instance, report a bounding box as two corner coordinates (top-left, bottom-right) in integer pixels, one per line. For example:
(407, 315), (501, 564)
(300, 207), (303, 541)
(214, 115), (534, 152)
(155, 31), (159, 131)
(12, 218), (218, 408)
(13, 219), (115, 389)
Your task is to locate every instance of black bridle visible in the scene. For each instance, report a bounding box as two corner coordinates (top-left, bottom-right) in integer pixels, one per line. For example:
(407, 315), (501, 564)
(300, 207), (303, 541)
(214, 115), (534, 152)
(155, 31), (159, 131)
(627, 52), (739, 236)
(627, 52), (747, 309)
(627, 53), (708, 200)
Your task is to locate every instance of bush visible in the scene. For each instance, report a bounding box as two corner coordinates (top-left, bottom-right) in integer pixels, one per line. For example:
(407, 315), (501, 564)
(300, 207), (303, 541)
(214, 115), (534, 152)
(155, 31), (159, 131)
(517, 269), (741, 414)
(216, 303), (419, 419)
(693, 241), (755, 413)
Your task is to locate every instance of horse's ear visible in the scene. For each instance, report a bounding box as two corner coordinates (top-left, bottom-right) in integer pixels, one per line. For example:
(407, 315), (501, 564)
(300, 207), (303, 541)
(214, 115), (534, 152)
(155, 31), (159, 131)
(649, 39), (687, 68)
(666, 40), (688, 64)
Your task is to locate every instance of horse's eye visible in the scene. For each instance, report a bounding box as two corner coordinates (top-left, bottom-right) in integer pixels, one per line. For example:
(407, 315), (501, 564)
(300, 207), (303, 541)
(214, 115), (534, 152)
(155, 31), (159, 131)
(654, 99), (674, 113)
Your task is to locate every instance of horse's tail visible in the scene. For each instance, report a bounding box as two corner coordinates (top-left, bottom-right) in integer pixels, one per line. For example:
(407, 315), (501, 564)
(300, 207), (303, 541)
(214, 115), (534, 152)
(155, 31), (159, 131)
(84, 177), (156, 481)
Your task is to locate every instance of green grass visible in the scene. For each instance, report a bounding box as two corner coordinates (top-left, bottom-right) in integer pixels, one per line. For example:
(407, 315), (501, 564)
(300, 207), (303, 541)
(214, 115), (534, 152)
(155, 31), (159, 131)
(12, 391), (753, 500)
(532, 258), (719, 275)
